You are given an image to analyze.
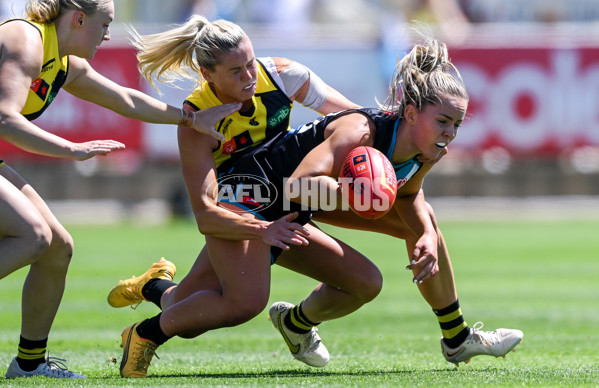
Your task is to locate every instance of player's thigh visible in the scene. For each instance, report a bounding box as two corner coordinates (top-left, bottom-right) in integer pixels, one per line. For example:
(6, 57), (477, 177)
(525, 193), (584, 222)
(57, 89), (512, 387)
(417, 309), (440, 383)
(172, 246), (221, 303)
(0, 166), (51, 239)
(205, 235), (272, 308)
(276, 223), (382, 292)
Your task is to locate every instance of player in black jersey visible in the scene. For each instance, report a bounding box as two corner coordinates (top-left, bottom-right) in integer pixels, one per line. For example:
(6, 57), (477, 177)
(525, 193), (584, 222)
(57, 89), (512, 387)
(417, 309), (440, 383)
(271, 37), (522, 368)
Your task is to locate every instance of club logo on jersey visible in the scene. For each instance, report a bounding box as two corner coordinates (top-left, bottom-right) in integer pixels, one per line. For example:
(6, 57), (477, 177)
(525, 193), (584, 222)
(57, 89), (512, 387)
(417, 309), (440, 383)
(222, 130), (255, 155)
(30, 78), (50, 101)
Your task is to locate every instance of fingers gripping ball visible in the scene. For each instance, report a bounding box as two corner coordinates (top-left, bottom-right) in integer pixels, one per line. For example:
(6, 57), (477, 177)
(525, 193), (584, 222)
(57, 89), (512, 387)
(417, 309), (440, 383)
(339, 146), (397, 219)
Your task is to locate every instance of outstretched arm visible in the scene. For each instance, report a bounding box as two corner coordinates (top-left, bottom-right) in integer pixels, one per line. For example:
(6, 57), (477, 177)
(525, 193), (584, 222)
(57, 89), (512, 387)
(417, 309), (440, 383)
(393, 189), (440, 283)
(0, 21), (124, 159)
(64, 56), (240, 141)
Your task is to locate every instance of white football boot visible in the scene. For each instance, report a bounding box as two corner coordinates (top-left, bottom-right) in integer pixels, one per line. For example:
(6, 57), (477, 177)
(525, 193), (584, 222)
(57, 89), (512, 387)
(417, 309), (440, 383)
(268, 301), (330, 367)
(441, 321), (523, 366)
(5, 357), (86, 379)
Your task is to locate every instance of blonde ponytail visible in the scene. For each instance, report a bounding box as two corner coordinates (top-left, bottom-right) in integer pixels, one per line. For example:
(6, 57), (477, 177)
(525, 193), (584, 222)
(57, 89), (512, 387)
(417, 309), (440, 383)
(379, 30), (468, 117)
(131, 15), (248, 90)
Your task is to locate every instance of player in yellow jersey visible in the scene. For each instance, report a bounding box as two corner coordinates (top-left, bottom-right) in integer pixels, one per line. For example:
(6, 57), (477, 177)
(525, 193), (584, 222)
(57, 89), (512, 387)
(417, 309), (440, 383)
(108, 17), (522, 378)
(108, 15), (371, 378)
(0, 0), (239, 379)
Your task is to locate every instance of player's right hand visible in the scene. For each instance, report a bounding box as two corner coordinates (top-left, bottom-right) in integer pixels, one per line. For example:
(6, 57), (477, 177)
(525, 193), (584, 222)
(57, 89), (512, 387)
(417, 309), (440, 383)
(71, 140), (126, 160)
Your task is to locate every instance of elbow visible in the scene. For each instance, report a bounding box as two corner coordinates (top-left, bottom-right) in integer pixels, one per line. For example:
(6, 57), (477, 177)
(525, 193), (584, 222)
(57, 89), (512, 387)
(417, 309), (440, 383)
(0, 110), (22, 133)
(191, 198), (217, 235)
(195, 214), (210, 234)
(194, 208), (216, 235)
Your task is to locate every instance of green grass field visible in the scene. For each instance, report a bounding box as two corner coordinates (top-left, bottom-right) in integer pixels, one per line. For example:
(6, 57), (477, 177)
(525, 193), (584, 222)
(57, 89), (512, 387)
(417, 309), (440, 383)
(1, 217), (598, 387)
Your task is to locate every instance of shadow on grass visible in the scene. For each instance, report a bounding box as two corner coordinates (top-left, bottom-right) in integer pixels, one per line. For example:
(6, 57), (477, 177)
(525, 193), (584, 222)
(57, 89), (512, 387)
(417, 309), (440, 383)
(150, 367), (459, 379)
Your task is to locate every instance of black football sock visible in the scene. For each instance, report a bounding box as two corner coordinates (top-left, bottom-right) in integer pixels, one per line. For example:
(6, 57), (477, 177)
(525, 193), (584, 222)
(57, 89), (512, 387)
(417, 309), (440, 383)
(142, 278), (177, 309)
(16, 336), (47, 371)
(284, 302), (320, 334)
(136, 314), (171, 346)
(434, 300), (471, 349)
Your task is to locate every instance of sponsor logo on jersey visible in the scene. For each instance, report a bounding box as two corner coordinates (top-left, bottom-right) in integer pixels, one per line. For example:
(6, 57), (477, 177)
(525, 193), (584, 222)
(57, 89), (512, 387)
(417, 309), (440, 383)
(221, 118), (233, 136)
(222, 139), (237, 155)
(221, 130), (254, 155)
(268, 106), (290, 128)
(40, 59), (55, 73)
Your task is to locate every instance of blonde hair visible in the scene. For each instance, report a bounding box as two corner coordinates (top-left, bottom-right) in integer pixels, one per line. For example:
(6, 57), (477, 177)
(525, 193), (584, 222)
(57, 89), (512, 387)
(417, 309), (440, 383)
(130, 15), (248, 90)
(25, 0), (111, 24)
(379, 33), (468, 117)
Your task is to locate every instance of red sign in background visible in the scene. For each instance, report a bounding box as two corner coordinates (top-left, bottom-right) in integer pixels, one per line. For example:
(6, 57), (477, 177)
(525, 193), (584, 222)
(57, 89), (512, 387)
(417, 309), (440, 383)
(449, 46), (599, 157)
(0, 47), (143, 160)
(2, 44), (599, 161)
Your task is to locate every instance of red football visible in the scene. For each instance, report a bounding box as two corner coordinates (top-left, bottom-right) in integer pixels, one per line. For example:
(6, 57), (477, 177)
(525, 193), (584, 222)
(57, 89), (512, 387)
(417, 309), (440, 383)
(339, 146), (398, 219)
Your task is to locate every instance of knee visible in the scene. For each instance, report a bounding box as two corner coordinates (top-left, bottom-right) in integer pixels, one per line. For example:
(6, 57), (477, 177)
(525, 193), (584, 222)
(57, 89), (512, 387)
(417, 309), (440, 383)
(352, 265), (383, 304)
(38, 228), (74, 272)
(223, 295), (268, 327)
(20, 220), (52, 265)
(361, 266), (383, 302)
(53, 230), (74, 264)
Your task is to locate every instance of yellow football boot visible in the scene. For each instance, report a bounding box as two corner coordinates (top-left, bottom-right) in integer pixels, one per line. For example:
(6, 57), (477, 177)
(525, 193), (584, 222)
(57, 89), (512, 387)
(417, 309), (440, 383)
(119, 321), (159, 378)
(107, 258), (176, 308)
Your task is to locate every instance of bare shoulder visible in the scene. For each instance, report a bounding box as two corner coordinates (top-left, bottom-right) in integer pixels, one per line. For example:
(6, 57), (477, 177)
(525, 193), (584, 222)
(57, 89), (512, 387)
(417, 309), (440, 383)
(330, 112), (374, 132)
(0, 20), (43, 75)
(325, 111), (375, 145)
(63, 55), (90, 81)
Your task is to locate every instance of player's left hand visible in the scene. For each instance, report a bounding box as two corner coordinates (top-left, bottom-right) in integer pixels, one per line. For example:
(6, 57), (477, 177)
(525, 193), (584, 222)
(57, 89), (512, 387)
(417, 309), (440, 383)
(405, 232), (439, 283)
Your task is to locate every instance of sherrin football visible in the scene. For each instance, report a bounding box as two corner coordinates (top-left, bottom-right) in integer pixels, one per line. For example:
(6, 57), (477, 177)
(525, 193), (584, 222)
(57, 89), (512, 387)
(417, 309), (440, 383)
(339, 146), (398, 219)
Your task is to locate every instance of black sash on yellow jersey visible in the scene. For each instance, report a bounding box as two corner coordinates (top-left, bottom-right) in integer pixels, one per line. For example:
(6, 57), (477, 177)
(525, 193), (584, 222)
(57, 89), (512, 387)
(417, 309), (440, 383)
(0, 19), (69, 121)
(184, 59), (293, 170)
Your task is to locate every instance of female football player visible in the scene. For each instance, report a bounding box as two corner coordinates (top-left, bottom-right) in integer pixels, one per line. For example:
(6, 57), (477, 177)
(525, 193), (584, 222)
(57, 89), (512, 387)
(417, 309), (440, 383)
(108, 15), (522, 378)
(0, 0), (238, 379)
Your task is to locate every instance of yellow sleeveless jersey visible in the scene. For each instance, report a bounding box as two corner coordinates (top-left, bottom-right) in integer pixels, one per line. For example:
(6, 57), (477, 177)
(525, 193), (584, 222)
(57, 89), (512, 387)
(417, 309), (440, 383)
(0, 19), (69, 121)
(184, 59), (293, 168)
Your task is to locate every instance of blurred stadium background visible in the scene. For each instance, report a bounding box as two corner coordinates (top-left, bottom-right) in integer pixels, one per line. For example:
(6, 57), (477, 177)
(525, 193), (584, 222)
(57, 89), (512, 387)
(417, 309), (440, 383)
(2, 0), (599, 224)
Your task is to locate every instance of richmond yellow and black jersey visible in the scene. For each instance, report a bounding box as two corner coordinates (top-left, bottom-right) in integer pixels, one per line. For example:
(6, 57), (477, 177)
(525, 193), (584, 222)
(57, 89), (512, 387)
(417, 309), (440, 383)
(0, 19), (69, 121)
(184, 58), (293, 169)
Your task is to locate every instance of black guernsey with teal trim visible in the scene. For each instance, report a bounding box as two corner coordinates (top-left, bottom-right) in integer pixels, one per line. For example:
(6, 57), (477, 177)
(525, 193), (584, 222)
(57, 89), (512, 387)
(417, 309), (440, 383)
(218, 108), (423, 262)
